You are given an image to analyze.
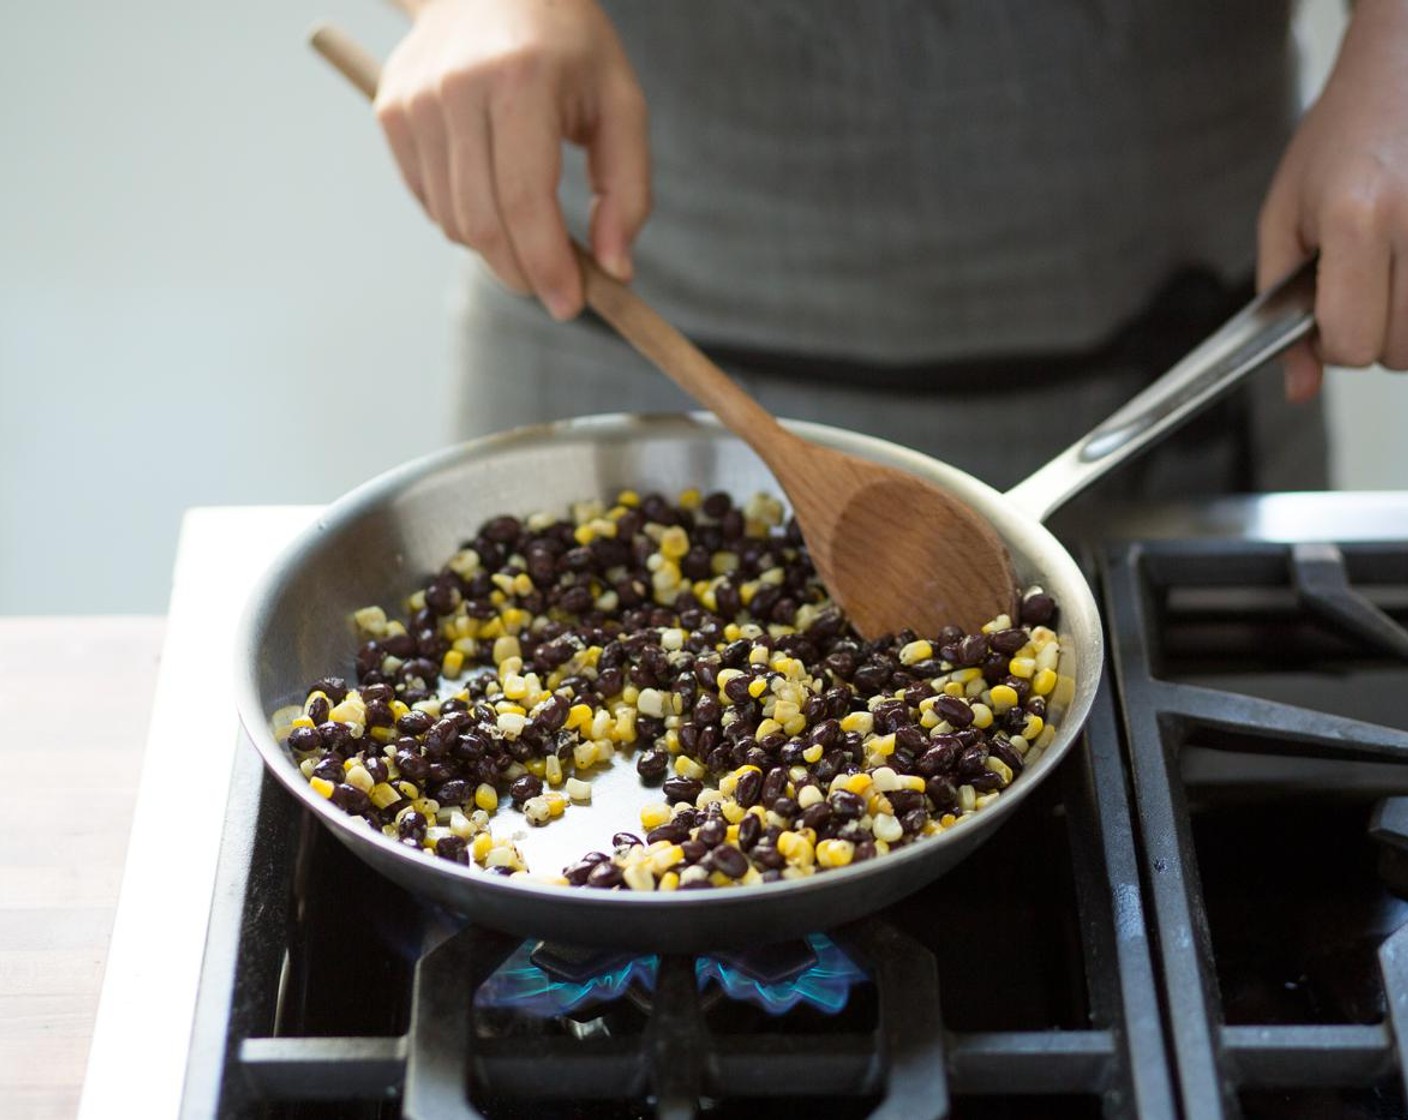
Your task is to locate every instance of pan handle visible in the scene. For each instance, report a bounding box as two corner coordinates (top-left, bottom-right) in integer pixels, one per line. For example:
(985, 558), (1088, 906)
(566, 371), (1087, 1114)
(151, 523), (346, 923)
(1004, 257), (1317, 523)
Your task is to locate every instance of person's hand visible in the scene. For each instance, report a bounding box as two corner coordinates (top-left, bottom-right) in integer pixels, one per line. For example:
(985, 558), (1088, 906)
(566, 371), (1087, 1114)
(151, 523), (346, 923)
(1258, 0), (1408, 401)
(374, 0), (650, 320)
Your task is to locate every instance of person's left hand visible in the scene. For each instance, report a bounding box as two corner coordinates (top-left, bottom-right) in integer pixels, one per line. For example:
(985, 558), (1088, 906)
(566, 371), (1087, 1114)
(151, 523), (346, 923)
(1258, 0), (1408, 402)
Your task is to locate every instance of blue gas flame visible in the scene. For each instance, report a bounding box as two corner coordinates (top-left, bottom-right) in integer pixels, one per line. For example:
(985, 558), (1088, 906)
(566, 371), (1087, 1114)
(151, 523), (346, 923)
(696, 934), (868, 1015)
(475, 934), (866, 1017)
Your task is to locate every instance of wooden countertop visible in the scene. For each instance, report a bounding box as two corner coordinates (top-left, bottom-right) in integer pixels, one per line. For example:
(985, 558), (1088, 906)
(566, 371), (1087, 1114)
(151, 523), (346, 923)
(0, 617), (164, 1120)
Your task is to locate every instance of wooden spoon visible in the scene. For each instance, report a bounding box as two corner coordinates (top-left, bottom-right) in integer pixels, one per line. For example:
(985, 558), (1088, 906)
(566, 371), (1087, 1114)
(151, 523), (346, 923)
(310, 24), (1018, 637)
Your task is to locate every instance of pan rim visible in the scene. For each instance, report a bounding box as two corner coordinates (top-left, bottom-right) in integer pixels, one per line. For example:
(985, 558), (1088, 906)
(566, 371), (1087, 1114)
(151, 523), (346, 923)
(234, 411), (1102, 911)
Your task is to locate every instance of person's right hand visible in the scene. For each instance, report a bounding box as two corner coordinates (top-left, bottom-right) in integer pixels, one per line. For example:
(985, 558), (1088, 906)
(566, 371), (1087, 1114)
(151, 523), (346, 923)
(374, 0), (650, 320)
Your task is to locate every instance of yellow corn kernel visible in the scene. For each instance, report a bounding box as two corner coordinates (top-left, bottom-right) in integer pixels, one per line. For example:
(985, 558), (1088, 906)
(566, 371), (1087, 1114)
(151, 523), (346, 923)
(526, 758), (546, 778)
(989, 684), (1020, 713)
(721, 800), (747, 824)
(309, 776), (335, 799)
(985, 756), (1014, 784)
(1023, 713), (1045, 739)
(659, 525), (690, 560)
(802, 744), (824, 764)
(899, 639), (933, 666)
(545, 755), (564, 786)
(1008, 656), (1037, 679)
(474, 783), (499, 812)
(659, 871), (681, 891)
(501, 674), (529, 701)
(565, 703), (593, 731)
(640, 802), (673, 830)
(1032, 668), (1057, 696)
(368, 726), (395, 744)
(981, 614), (1011, 634)
(545, 793), (568, 819)
(345, 764), (374, 793)
(970, 703), (994, 730)
(650, 844), (684, 874)
(748, 677), (769, 699)
(673, 755), (705, 781)
(755, 717), (782, 741)
(816, 839), (855, 868)
(842, 772), (873, 796)
(869, 733), (896, 757)
(677, 487), (701, 510)
(471, 833), (494, 862)
(573, 742), (599, 770)
(778, 831), (816, 868)
(370, 782), (400, 809)
(840, 711), (874, 736)
(623, 863), (655, 891)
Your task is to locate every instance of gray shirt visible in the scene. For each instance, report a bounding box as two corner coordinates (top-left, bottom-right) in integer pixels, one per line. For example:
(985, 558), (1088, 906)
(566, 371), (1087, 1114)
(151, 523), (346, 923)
(554, 1), (1296, 363)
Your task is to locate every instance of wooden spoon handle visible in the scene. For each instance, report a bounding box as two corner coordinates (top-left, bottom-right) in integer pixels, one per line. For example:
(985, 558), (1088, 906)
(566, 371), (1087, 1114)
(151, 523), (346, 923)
(309, 23), (794, 459)
(574, 247), (790, 447)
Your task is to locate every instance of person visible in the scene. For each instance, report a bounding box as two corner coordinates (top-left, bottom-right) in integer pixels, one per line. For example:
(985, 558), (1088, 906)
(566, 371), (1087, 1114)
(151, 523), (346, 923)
(371, 1), (1408, 510)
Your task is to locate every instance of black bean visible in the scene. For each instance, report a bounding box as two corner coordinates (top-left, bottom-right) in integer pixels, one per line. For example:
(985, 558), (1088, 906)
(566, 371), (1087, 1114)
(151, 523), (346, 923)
(900, 808), (929, 834)
(711, 844), (748, 878)
(311, 676), (349, 703)
(435, 779), (471, 805)
(431, 834), (467, 864)
(737, 813), (762, 850)
(564, 859), (597, 885)
(397, 709), (433, 736)
(1020, 592), (1056, 626)
(969, 771), (1005, 793)
(935, 694), (975, 728)
(853, 839), (878, 862)
(647, 822), (691, 845)
(926, 778), (959, 812)
(287, 725), (321, 754)
(697, 817), (726, 847)
(509, 774), (543, 804)
(917, 736), (961, 777)
(680, 839), (708, 864)
(958, 745), (990, 779)
(317, 721), (352, 753)
(735, 768), (763, 808)
(988, 739), (1025, 774)
(830, 790), (865, 820)
(586, 862), (625, 889)
(612, 832), (642, 850)
(800, 803), (832, 833)
(956, 634), (989, 667)
(311, 755), (343, 783)
(363, 755), (389, 784)
(887, 789), (925, 816)
(988, 628), (1028, 655)
(761, 766), (789, 806)
(396, 811), (426, 842)
(636, 750), (668, 781)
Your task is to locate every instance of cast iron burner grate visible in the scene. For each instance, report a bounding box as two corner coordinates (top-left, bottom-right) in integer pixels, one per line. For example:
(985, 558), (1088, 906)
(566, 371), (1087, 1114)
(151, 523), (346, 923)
(1101, 538), (1408, 1119)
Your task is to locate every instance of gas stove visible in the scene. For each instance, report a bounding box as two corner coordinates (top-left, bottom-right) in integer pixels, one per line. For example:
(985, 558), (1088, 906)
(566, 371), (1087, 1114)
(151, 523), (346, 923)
(80, 496), (1408, 1120)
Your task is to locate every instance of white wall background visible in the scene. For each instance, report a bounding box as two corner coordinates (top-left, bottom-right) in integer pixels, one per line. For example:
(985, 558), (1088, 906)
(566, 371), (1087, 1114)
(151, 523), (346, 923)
(1, 1), (1405, 615)
(0, 2), (458, 614)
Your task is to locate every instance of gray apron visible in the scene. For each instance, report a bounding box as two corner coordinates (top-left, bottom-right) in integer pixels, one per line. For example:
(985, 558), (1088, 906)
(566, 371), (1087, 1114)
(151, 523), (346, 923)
(449, 0), (1327, 503)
